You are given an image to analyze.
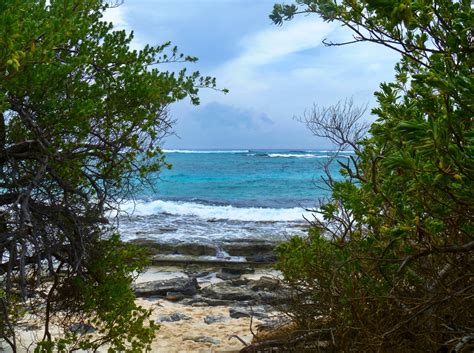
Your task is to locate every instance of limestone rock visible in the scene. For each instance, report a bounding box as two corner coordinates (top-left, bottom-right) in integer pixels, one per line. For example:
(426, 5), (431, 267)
(229, 307), (268, 320)
(204, 315), (227, 324)
(221, 241), (277, 257)
(182, 336), (220, 345)
(201, 282), (256, 301)
(247, 276), (281, 291)
(158, 312), (192, 322)
(69, 323), (95, 334)
(134, 277), (198, 297)
(129, 239), (216, 256)
(216, 271), (241, 281)
(221, 266), (254, 275)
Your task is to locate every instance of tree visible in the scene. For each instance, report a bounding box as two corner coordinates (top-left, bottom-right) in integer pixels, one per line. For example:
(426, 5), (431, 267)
(0, 1), (219, 351)
(269, 1), (473, 352)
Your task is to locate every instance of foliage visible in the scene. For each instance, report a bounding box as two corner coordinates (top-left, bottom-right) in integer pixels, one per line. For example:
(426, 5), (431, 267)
(0, 0), (219, 351)
(271, 0), (473, 352)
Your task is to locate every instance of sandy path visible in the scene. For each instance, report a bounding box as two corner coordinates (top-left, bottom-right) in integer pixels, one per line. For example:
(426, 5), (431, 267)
(3, 267), (279, 353)
(138, 299), (258, 353)
(135, 266), (279, 352)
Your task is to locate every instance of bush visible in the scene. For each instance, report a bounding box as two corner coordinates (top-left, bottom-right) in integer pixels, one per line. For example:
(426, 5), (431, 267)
(271, 0), (473, 351)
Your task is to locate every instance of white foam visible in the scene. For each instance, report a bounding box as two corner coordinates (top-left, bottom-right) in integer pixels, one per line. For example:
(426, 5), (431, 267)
(267, 153), (353, 159)
(119, 199), (312, 222)
(163, 149), (249, 154)
(267, 153), (320, 158)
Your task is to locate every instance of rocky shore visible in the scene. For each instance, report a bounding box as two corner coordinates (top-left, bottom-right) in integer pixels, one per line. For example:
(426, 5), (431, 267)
(135, 265), (286, 352)
(3, 240), (287, 353)
(130, 238), (279, 263)
(130, 238), (286, 352)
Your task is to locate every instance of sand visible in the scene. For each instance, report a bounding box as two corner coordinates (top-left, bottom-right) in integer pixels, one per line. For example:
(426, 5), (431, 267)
(137, 266), (279, 353)
(2, 266), (279, 353)
(138, 299), (257, 353)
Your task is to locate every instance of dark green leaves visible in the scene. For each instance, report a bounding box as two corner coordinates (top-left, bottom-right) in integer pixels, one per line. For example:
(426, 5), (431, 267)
(271, 0), (473, 351)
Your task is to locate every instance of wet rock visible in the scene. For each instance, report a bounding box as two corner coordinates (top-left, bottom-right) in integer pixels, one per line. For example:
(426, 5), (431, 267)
(230, 278), (250, 286)
(189, 271), (212, 279)
(201, 282), (256, 302)
(216, 271), (241, 281)
(176, 243), (217, 256)
(181, 296), (244, 307)
(221, 267), (254, 275)
(229, 307), (268, 320)
(128, 239), (176, 255)
(158, 312), (192, 322)
(69, 323), (95, 334)
(165, 291), (186, 302)
(182, 336), (220, 345)
(221, 241), (277, 257)
(134, 277), (198, 297)
(245, 253), (277, 263)
(129, 239), (216, 256)
(204, 315), (227, 324)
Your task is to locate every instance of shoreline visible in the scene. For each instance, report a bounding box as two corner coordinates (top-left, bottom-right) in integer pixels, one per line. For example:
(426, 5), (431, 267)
(6, 263), (283, 353)
(2, 241), (285, 353)
(135, 263), (283, 353)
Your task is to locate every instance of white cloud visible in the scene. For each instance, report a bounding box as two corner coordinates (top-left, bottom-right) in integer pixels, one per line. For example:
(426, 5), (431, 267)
(104, 1), (400, 148)
(199, 17), (337, 115)
(201, 18), (398, 121)
(236, 18), (334, 67)
(217, 18), (334, 79)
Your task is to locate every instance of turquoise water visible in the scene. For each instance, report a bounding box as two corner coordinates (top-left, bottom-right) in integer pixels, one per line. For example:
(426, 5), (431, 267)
(139, 150), (347, 208)
(119, 150), (350, 244)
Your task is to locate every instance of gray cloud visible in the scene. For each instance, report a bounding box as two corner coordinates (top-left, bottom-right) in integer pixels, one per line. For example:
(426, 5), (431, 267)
(191, 102), (273, 129)
(108, 1), (399, 149)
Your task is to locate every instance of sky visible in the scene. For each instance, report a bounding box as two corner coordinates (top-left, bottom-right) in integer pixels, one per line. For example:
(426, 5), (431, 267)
(104, 0), (400, 150)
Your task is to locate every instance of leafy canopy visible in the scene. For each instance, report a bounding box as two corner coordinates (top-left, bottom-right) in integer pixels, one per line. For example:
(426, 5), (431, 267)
(271, 0), (473, 352)
(0, 0), (220, 351)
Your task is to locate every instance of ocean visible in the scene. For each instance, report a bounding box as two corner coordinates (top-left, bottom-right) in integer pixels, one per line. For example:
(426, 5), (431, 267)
(118, 149), (350, 245)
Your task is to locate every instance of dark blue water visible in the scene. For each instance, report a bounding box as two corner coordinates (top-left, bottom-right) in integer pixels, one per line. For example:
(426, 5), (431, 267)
(119, 150), (350, 244)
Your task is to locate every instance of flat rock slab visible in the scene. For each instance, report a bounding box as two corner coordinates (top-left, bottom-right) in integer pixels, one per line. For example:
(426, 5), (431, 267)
(247, 276), (281, 292)
(130, 238), (279, 264)
(216, 272), (241, 281)
(204, 315), (228, 324)
(182, 336), (220, 345)
(152, 256), (274, 267)
(201, 282), (257, 302)
(229, 307), (269, 320)
(158, 312), (192, 322)
(130, 239), (217, 256)
(181, 296), (250, 307)
(245, 253), (277, 263)
(221, 241), (278, 257)
(221, 267), (255, 275)
(134, 277), (198, 297)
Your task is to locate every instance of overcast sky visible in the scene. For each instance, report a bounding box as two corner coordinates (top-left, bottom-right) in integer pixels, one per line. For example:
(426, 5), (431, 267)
(104, 0), (399, 150)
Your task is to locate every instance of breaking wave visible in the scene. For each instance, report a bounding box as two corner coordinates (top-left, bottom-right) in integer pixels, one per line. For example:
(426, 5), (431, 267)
(163, 149), (249, 154)
(119, 199), (312, 222)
